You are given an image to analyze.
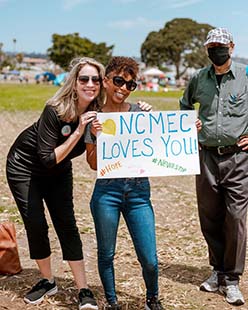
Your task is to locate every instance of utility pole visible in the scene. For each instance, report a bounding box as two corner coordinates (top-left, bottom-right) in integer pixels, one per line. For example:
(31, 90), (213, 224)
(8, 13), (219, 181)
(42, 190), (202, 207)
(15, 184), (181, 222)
(13, 38), (16, 54)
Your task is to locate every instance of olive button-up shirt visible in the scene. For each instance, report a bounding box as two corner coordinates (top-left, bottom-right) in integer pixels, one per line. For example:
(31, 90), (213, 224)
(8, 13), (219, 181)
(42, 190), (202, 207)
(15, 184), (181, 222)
(180, 61), (248, 146)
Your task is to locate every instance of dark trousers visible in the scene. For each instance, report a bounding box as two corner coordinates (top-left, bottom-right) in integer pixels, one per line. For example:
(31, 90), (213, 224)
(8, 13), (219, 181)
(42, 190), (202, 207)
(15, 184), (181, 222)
(6, 169), (83, 261)
(196, 150), (248, 286)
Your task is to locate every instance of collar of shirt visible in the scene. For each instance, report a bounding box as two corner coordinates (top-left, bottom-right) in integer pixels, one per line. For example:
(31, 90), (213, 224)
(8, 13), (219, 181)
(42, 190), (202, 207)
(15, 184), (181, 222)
(207, 61), (236, 80)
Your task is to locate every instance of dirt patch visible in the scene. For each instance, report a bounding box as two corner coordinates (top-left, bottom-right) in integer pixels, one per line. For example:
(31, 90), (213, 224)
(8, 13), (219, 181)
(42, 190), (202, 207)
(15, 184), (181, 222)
(1, 111), (248, 310)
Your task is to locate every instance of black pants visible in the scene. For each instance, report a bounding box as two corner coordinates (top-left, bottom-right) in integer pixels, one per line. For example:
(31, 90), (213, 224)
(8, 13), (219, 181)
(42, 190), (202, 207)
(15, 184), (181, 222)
(196, 150), (248, 286)
(6, 169), (83, 261)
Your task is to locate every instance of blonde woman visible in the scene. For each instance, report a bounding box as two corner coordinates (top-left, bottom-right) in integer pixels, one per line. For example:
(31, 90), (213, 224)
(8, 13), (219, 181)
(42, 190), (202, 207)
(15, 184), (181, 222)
(6, 57), (105, 310)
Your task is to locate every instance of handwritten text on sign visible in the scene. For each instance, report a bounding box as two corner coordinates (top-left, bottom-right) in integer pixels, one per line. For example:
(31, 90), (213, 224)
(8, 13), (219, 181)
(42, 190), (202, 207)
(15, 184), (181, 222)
(97, 110), (200, 178)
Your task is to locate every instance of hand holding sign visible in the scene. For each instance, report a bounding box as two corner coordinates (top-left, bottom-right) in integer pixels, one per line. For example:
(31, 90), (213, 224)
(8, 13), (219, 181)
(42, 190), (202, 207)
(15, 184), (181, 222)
(97, 110), (200, 178)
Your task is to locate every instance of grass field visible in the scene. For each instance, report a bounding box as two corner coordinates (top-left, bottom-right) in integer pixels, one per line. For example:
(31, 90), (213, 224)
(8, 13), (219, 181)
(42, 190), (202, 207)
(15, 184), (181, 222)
(0, 83), (183, 111)
(0, 84), (242, 310)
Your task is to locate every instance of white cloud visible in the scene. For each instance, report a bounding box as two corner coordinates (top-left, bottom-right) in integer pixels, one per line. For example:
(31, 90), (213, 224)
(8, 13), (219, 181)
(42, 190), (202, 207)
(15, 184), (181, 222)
(108, 17), (163, 30)
(62, 0), (90, 10)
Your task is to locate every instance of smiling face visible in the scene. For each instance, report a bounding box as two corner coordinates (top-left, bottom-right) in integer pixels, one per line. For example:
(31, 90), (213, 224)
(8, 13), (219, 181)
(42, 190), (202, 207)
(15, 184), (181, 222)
(103, 71), (135, 105)
(75, 64), (101, 112)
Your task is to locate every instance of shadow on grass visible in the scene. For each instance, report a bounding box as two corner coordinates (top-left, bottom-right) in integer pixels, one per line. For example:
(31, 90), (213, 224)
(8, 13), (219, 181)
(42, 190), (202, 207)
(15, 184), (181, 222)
(159, 262), (211, 286)
(0, 268), (144, 309)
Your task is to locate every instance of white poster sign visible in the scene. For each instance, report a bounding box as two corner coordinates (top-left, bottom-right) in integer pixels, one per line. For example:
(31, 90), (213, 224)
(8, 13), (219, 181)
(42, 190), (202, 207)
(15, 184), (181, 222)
(96, 110), (200, 178)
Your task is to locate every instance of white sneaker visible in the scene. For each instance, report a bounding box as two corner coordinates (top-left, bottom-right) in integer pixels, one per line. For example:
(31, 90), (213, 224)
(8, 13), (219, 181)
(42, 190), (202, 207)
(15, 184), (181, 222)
(200, 270), (219, 292)
(219, 285), (245, 305)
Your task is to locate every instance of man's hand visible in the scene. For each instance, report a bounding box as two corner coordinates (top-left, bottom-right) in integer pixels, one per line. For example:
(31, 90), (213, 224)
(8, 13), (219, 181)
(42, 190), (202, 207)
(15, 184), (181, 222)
(195, 118), (202, 132)
(237, 135), (248, 151)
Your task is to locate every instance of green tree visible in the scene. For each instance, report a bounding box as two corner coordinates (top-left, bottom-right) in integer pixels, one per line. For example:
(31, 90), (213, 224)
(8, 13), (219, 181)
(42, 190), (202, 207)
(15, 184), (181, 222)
(1, 55), (13, 70)
(0, 43), (13, 70)
(92, 42), (114, 67)
(140, 31), (165, 68)
(47, 33), (114, 70)
(0, 42), (4, 66)
(16, 53), (24, 64)
(141, 18), (213, 79)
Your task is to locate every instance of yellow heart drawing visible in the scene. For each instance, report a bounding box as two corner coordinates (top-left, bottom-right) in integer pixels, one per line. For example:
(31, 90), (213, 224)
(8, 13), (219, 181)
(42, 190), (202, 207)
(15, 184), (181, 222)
(102, 119), (116, 135)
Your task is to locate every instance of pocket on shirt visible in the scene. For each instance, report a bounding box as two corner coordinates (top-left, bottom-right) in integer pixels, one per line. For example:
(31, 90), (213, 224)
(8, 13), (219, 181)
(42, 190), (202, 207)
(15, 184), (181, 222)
(227, 92), (247, 116)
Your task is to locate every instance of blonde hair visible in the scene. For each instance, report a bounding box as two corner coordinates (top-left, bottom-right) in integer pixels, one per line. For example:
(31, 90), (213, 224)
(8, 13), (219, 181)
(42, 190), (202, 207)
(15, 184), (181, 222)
(47, 57), (105, 122)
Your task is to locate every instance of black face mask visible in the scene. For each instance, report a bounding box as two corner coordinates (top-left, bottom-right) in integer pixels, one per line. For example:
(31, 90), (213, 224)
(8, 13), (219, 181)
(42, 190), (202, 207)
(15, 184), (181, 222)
(207, 46), (230, 66)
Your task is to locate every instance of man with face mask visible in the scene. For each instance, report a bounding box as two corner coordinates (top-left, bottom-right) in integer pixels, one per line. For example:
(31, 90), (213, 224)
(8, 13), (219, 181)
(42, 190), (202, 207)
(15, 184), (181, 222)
(180, 27), (248, 306)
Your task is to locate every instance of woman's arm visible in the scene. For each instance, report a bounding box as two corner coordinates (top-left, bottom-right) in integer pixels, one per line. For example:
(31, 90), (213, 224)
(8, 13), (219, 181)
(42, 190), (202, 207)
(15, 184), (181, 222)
(85, 118), (102, 170)
(86, 143), (97, 170)
(54, 111), (96, 164)
(38, 105), (97, 167)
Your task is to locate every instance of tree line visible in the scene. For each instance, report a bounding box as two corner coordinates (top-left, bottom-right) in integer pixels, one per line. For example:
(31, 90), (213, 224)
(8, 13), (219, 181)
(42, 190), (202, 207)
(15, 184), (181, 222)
(0, 18), (213, 79)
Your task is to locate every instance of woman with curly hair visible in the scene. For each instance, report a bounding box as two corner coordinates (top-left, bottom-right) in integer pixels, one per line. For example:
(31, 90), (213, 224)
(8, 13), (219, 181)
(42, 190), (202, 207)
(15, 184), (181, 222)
(85, 56), (163, 310)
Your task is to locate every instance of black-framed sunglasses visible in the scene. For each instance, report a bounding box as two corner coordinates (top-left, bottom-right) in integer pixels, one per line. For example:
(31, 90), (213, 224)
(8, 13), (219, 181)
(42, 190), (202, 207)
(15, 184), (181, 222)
(77, 75), (102, 85)
(112, 76), (137, 91)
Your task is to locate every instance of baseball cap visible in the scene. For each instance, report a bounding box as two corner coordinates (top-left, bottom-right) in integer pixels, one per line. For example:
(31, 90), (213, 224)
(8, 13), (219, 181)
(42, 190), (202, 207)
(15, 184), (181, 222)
(204, 27), (233, 46)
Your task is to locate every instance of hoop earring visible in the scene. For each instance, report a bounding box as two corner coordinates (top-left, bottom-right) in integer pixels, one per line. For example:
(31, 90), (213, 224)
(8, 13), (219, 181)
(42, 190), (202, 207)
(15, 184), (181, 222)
(72, 91), (78, 101)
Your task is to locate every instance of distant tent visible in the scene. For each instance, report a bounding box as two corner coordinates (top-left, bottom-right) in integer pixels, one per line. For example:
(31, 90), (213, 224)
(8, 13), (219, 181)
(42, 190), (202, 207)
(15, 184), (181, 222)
(35, 73), (41, 81)
(42, 71), (56, 81)
(35, 72), (56, 83)
(142, 68), (165, 78)
(54, 72), (68, 86)
(9, 70), (20, 75)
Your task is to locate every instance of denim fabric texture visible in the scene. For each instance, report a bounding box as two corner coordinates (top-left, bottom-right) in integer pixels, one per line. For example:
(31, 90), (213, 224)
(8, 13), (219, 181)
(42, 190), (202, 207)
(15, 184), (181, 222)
(90, 177), (158, 304)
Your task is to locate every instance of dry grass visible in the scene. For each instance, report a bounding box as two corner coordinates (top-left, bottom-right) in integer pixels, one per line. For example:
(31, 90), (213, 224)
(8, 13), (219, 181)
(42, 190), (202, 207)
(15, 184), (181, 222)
(1, 111), (248, 310)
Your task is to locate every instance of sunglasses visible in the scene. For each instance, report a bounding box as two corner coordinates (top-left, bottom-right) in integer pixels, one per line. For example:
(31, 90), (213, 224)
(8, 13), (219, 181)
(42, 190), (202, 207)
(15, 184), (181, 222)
(112, 76), (137, 91)
(77, 75), (102, 84)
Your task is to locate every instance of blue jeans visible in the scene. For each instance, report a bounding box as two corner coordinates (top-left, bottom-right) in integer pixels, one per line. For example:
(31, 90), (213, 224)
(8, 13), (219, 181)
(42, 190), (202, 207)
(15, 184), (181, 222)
(90, 177), (158, 304)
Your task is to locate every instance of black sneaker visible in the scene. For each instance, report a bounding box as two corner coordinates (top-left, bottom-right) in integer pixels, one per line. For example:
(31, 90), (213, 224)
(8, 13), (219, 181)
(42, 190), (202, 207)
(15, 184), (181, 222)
(78, 288), (98, 310)
(145, 296), (164, 310)
(24, 278), (58, 304)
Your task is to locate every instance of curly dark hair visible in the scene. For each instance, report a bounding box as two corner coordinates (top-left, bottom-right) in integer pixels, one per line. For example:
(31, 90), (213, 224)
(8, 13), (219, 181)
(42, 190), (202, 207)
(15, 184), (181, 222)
(105, 56), (139, 79)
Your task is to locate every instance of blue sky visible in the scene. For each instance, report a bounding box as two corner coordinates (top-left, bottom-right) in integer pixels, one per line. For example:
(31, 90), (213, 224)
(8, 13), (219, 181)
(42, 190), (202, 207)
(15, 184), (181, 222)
(0, 0), (248, 58)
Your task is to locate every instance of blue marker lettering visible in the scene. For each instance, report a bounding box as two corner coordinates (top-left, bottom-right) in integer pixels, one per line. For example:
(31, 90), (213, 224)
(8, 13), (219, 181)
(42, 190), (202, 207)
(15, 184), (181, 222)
(119, 140), (131, 158)
(135, 113), (145, 134)
(180, 113), (191, 132)
(171, 140), (182, 156)
(160, 135), (171, 157)
(167, 113), (177, 133)
(149, 112), (165, 134)
(142, 138), (154, 156)
(120, 114), (133, 134)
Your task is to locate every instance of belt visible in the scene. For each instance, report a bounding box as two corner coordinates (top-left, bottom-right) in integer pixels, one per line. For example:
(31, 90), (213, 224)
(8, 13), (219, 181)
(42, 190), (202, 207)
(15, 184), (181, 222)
(201, 144), (241, 155)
